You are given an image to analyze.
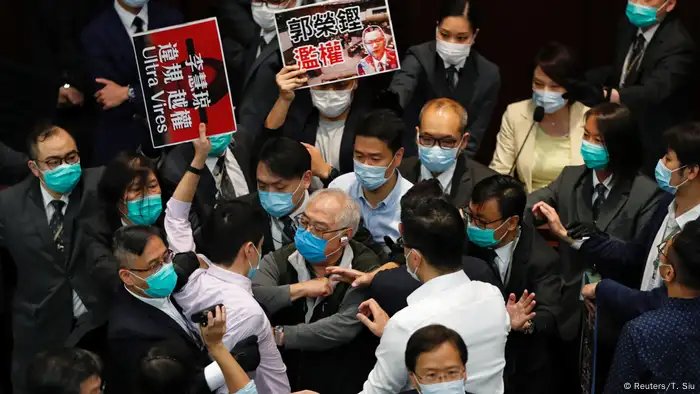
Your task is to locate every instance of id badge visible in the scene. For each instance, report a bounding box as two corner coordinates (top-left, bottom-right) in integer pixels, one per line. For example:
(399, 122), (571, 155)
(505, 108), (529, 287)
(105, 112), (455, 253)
(580, 270), (602, 301)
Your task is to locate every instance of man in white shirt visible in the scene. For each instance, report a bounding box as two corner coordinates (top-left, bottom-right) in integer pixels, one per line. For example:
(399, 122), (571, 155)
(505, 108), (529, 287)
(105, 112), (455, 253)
(357, 193), (510, 394)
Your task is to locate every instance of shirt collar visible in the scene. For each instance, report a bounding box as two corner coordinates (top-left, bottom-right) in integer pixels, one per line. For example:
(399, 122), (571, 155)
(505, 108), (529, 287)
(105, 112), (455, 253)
(199, 255), (253, 295)
(39, 182), (70, 209)
(638, 23), (661, 44)
(592, 171), (614, 190)
(407, 270), (470, 306)
(494, 231), (520, 264)
(358, 171), (407, 209)
(288, 244), (354, 284)
(420, 162), (457, 192)
(261, 30), (277, 45)
(114, 0), (149, 33)
(667, 199), (700, 228)
(125, 285), (172, 309)
(443, 58), (465, 71)
(373, 52), (388, 68)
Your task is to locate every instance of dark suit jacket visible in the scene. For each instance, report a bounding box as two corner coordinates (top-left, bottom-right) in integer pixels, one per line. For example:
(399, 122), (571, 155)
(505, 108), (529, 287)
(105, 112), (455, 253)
(399, 152), (497, 208)
(467, 219), (562, 394)
(0, 169), (104, 372)
(586, 15), (696, 169)
(578, 193), (675, 326)
(369, 256), (500, 318)
(81, 3), (183, 164)
(528, 165), (665, 340)
(0, 141), (29, 187)
(389, 41), (501, 157)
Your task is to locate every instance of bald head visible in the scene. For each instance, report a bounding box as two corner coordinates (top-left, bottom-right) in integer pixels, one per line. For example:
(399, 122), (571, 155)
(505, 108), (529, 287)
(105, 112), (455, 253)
(417, 98), (469, 151)
(306, 188), (361, 236)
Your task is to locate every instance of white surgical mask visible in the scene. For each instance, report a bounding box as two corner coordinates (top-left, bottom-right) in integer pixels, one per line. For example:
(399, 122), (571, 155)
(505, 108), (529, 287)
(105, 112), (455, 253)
(311, 89), (353, 118)
(436, 36), (471, 67)
(417, 378), (466, 394)
(252, 4), (277, 32)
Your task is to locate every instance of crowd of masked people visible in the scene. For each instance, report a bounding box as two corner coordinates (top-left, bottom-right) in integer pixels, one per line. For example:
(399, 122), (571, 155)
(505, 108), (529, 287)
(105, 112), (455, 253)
(1, 0), (699, 393)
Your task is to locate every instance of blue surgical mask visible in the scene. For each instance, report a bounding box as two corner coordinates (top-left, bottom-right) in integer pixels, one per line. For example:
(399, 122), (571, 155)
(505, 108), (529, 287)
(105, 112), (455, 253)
(40, 163), (82, 194)
(247, 244), (261, 280)
(294, 228), (344, 264)
(209, 134), (232, 157)
(533, 90), (567, 114)
(130, 262), (177, 298)
(122, 0), (149, 8)
(580, 140), (609, 170)
(353, 158), (395, 191)
(126, 194), (163, 225)
(259, 180), (304, 217)
(416, 378), (466, 394)
(418, 144), (460, 174)
(626, 0), (666, 28)
(466, 220), (508, 248)
(405, 249), (421, 282)
(655, 160), (688, 194)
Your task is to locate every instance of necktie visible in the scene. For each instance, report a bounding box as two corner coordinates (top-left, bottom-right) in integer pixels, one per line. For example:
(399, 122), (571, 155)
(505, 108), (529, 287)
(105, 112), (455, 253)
(279, 216), (297, 244)
(592, 184), (608, 221)
(257, 36), (267, 57)
(214, 156), (237, 201)
(49, 200), (67, 258)
(133, 16), (144, 34)
(623, 34), (645, 86)
(446, 66), (458, 91)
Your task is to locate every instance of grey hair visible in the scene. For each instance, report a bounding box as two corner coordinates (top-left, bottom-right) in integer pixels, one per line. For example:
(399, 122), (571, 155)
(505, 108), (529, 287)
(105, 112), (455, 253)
(308, 188), (361, 236)
(419, 98), (469, 135)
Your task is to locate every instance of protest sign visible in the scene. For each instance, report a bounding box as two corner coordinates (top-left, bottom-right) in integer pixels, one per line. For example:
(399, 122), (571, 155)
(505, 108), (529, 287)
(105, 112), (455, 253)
(132, 17), (236, 148)
(275, 0), (400, 88)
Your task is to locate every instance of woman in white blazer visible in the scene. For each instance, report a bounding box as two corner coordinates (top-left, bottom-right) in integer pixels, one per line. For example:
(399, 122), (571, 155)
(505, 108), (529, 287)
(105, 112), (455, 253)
(490, 42), (588, 193)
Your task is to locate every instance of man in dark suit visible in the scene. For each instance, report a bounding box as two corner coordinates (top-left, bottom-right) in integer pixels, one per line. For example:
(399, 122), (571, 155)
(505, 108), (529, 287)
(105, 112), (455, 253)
(0, 125), (104, 394)
(0, 142), (30, 187)
(399, 98), (496, 208)
(465, 175), (562, 394)
(586, 0), (696, 174)
(108, 225), (259, 394)
(81, 0), (183, 164)
(389, 0), (500, 157)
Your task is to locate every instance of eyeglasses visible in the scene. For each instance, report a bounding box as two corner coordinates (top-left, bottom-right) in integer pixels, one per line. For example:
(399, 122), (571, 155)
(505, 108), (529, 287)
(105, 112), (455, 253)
(463, 208), (503, 229)
(251, 0), (291, 7)
(129, 249), (174, 273)
(35, 150), (80, 170)
(418, 134), (462, 150)
(414, 368), (465, 384)
(295, 214), (347, 238)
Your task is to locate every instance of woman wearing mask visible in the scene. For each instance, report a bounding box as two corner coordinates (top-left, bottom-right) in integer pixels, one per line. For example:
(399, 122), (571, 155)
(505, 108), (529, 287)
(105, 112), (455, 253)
(490, 42), (588, 193)
(265, 65), (372, 187)
(388, 0), (500, 157)
(528, 103), (664, 393)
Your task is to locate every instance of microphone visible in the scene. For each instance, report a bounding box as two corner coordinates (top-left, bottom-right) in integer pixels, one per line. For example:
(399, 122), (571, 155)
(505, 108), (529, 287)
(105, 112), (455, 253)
(509, 106), (545, 177)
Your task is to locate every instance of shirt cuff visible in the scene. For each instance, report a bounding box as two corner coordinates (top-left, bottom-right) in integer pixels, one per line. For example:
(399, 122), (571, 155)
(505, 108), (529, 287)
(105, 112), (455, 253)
(570, 237), (590, 250)
(167, 198), (192, 219)
(204, 361), (225, 391)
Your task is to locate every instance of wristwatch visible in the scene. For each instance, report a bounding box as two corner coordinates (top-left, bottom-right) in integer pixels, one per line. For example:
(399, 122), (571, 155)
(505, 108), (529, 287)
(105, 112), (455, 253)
(127, 85), (136, 102)
(273, 325), (285, 346)
(523, 320), (535, 335)
(187, 165), (202, 175)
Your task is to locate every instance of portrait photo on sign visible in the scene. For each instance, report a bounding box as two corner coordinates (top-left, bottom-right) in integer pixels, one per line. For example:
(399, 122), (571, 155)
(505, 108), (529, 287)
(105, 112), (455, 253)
(274, 0), (400, 89)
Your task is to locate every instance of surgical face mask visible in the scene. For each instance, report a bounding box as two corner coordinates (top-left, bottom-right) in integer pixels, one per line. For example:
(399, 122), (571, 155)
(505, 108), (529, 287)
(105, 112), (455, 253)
(126, 194), (163, 225)
(129, 262), (177, 298)
(294, 228), (344, 264)
(209, 134), (232, 157)
(405, 249), (420, 282)
(626, 0), (667, 28)
(247, 244), (261, 280)
(40, 162), (82, 194)
(533, 90), (567, 114)
(122, 0), (149, 7)
(353, 157), (395, 191)
(418, 136), (464, 173)
(416, 378), (466, 394)
(435, 37), (471, 67)
(311, 89), (353, 118)
(466, 220), (508, 248)
(655, 160), (688, 194)
(580, 140), (609, 170)
(259, 180), (303, 217)
(252, 4), (278, 32)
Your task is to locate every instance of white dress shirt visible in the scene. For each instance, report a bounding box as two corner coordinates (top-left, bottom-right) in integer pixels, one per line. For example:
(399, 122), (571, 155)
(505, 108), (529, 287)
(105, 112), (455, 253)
(494, 232), (520, 285)
(114, 0), (149, 35)
(257, 30), (277, 57)
(175, 259), (291, 394)
(619, 24), (661, 87)
(39, 185), (88, 318)
(360, 271), (509, 394)
(125, 286), (196, 337)
(640, 200), (700, 291)
(204, 147), (250, 198)
(315, 118), (345, 171)
(271, 191), (309, 250)
(591, 171), (614, 204)
(372, 52), (389, 72)
(419, 162), (457, 193)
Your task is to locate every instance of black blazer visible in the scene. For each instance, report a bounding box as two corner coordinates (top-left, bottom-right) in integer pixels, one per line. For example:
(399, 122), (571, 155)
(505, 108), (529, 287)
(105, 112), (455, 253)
(390, 41), (501, 157)
(0, 169), (104, 372)
(528, 165), (665, 340)
(81, 3), (183, 164)
(369, 256), (500, 318)
(586, 14), (696, 169)
(399, 152), (497, 209)
(467, 219), (562, 394)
